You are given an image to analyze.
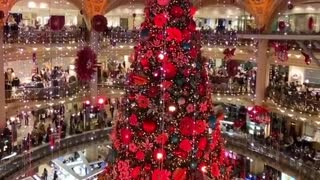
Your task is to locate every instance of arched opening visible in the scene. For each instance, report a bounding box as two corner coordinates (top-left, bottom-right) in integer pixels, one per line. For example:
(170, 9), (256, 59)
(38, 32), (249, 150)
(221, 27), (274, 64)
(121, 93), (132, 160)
(196, 5), (253, 31)
(9, 0), (81, 28)
(274, 1), (320, 33)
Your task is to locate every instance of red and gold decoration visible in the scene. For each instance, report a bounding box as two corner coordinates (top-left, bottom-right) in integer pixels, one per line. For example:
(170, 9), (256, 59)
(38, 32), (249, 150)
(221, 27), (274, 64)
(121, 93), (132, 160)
(223, 48), (236, 61)
(102, 0), (231, 179)
(247, 105), (270, 124)
(75, 46), (97, 81)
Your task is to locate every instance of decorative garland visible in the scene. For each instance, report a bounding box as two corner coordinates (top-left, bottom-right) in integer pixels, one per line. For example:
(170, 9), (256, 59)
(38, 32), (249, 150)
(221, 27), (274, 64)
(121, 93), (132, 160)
(75, 46), (97, 81)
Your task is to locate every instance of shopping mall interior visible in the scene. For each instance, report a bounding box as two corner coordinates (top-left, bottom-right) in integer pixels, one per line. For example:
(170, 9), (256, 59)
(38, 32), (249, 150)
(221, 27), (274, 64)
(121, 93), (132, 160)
(0, 0), (320, 179)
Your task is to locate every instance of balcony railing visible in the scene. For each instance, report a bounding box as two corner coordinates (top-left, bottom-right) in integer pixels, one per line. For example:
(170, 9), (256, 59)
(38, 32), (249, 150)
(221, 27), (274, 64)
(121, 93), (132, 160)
(267, 85), (320, 115)
(5, 82), (82, 102)
(1, 127), (319, 180)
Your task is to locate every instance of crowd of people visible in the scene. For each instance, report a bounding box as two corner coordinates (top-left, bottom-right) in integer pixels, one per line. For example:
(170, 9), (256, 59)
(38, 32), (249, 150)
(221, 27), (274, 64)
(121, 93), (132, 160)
(0, 97), (120, 160)
(268, 80), (320, 115)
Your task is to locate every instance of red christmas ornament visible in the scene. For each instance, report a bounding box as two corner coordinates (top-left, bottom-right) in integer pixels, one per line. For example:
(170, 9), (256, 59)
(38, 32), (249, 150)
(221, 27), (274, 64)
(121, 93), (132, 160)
(179, 139), (192, 152)
(157, 0), (170, 6)
(198, 84), (206, 96)
(91, 15), (107, 32)
(211, 163), (221, 178)
(188, 20), (196, 31)
(190, 6), (197, 16)
(182, 29), (192, 41)
(163, 61), (177, 79)
(136, 150), (145, 161)
(154, 13), (167, 27)
(190, 48), (198, 58)
(142, 120), (157, 133)
(120, 128), (132, 144)
(75, 46), (97, 81)
(167, 27), (183, 42)
(132, 166), (141, 179)
(198, 137), (208, 150)
(147, 86), (160, 98)
(152, 169), (171, 180)
(180, 116), (195, 136)
(140, 57), (150, 68)
(171, 6), (184, 17)
(156, 133), (168, 145)
(278, 21), (286, 31)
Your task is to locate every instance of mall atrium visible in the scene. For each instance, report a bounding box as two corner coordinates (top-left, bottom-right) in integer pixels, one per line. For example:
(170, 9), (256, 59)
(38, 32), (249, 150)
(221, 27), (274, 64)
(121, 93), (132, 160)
(0, 0), (320, 179)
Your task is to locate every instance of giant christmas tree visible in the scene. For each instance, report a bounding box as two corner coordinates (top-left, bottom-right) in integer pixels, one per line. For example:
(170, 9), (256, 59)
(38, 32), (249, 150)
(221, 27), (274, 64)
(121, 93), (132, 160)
(106, 0), (231, 179)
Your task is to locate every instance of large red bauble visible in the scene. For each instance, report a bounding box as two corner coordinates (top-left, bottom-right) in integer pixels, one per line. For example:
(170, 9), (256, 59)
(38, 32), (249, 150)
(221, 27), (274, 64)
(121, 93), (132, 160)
(163, 61), (177, 79)
(143, 120), (157, 133)
(91, 15), (107, 32)
(120, 128), (132, 144)
(198, 137), (208, 150)
(157, 0), (170, 6)
(140, 58), (149, 68)
(171, 6), (184, 17)
(154, 13), (167, 27)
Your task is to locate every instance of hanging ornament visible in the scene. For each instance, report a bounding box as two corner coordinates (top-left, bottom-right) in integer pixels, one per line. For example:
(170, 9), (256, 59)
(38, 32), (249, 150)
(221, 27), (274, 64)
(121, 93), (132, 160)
(247, 106), (270, 124)
(278, 21), (286, 31)
(308, 17), (314, 31)
(157, 0), (170, 6)
(223, 48), (236, 61)
(163, 61), (177, 79)
(49, 16), (65, 31)
(302, 51), (311, 65)
(288, 3), (294, 10)
(75, 46), (97, 81)
(273, 42), (289, 62)
(91, 15), (107, 32)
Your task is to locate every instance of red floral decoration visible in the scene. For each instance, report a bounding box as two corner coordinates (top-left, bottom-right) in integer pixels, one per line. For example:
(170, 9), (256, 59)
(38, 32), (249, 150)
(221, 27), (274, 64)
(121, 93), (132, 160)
(173, 168), (187, 180)
(157, 0), (170, 6)
(154, 13), (167, 27)
(179, 116), (195, 136)
(171, 6), (184, 17)
(120, 128), (132, 144)
(166, 27), (183, 42)
(91, 15), (107, 32)
(75, 46), (97, 81)
(152, 169), (171, 180)
(179, 139), (192, 152)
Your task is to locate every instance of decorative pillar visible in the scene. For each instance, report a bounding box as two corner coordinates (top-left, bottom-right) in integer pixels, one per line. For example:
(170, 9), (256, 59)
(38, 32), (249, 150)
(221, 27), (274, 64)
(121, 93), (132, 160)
(0, 26), (6, 129)
(255, 40), (270, 105)
(89, 30), (99, 100)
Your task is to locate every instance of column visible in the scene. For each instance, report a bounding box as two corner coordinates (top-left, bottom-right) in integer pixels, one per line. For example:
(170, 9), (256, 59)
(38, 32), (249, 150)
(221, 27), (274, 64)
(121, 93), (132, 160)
(0, 27), (6, 129)
(89, 30), (99, 101)
(255, 39), (270, 105)
(249, 158), (265, 175)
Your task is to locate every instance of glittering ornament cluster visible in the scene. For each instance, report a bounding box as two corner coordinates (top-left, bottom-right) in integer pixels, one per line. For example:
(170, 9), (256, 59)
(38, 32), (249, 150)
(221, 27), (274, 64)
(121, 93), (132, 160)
(103, 0), (231, 179)
(75, 46), (97, 81)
